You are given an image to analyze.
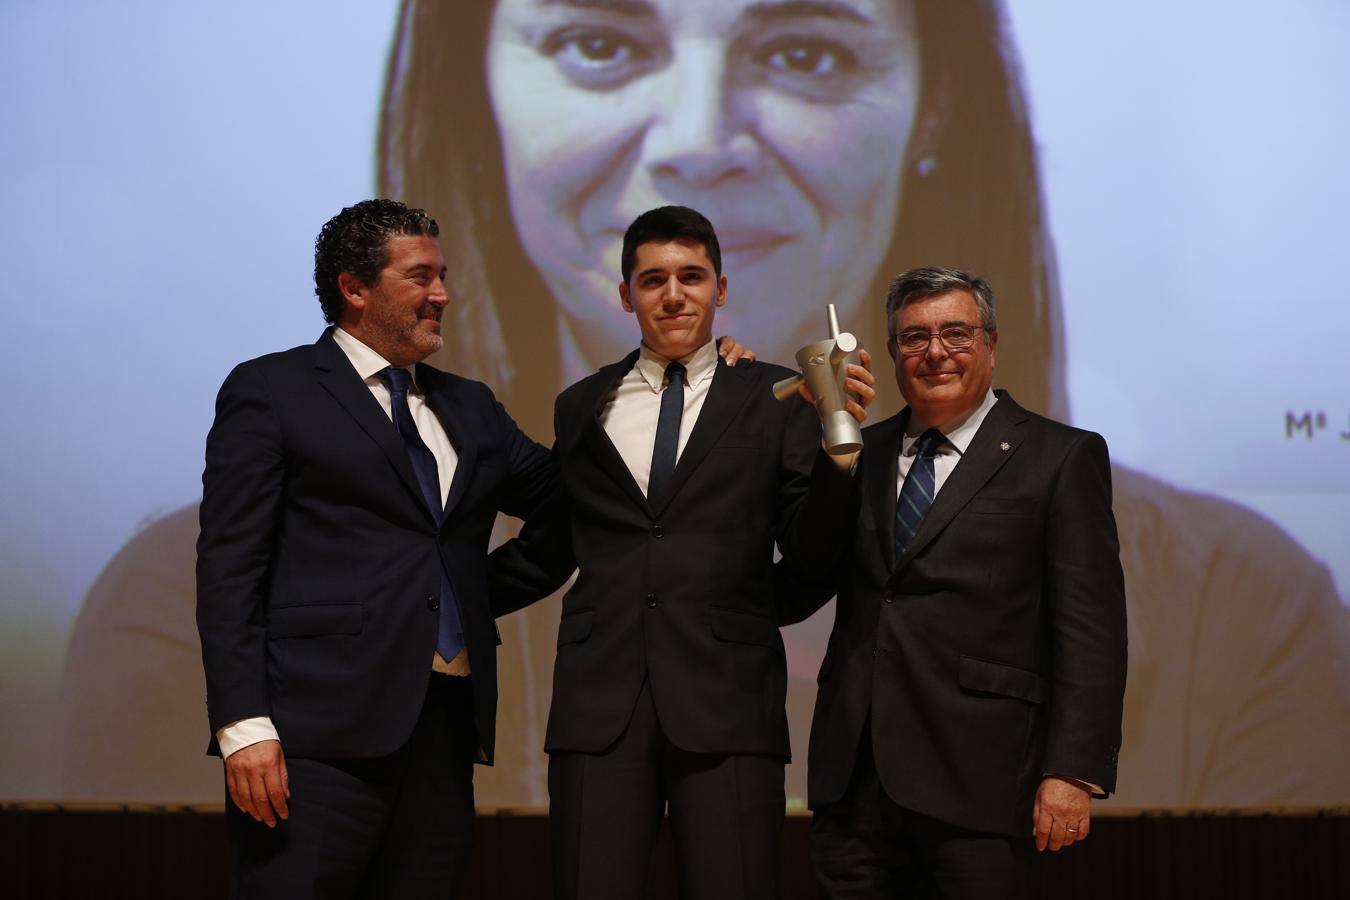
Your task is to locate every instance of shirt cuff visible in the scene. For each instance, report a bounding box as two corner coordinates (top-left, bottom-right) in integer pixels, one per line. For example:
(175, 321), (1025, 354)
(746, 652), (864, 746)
(218, 716), (280, 758)
(1046, 773), (1104, 796)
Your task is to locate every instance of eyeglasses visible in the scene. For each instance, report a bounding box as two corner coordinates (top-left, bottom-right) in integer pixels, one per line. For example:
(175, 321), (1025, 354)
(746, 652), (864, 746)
(893, 323), (990, 354)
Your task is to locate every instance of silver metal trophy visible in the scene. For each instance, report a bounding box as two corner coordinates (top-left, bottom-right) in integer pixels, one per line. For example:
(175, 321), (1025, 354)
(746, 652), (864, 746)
(772, 303), (863, 455)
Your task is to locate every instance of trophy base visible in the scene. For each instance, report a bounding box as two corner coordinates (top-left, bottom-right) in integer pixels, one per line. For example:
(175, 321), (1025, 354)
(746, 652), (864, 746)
(822, 410), (862, 455)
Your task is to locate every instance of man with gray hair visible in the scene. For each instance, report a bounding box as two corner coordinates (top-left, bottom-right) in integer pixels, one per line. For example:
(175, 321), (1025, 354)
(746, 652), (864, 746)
(780, 267), (1128, 898)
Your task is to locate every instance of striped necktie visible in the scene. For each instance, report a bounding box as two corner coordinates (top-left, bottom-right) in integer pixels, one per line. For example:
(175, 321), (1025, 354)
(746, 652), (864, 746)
(895, 428), (946, 557)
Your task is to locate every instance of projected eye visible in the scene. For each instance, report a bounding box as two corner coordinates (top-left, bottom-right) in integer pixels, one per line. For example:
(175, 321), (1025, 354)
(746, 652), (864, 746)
(543, 28), (655, 88)
(740, 29), (888, 101)
(760, 38), (851, 77)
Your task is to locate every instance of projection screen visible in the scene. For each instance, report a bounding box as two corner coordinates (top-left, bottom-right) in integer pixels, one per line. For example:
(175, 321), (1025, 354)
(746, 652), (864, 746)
(1, 0), (1346, 811)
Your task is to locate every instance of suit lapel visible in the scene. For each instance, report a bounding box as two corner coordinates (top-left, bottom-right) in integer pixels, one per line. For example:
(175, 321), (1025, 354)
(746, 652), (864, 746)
(867, 412), (906, 571)
(651, 356), (754, 518)
(580, 350), (652, 512)
(896, 393), (1027, 568)
(312, 331), (431, 522)
(418, 364), (478, 522)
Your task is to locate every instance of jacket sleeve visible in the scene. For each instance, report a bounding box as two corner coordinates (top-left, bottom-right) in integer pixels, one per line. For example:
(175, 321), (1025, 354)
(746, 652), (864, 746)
(1041, 430), (1128, 795)
(772, 393), (863, 581)
(195, 361), (286, 738)
(772, 553), (841, 627)
(487, 398), (576, 617)
(487, 384), (558, 522)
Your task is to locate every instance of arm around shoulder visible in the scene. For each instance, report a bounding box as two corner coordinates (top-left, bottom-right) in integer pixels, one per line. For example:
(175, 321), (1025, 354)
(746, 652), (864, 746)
(488, 399), (576, 617)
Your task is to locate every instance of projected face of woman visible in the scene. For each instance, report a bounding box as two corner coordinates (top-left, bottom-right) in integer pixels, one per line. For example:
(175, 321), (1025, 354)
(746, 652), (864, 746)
(487, 0), (921, 362)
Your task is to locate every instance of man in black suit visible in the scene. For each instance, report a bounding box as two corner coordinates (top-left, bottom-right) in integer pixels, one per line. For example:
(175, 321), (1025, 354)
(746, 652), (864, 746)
(195, 200), (558, 897)
(783, 267), (1127, 898)
(491, 205), (874, 898)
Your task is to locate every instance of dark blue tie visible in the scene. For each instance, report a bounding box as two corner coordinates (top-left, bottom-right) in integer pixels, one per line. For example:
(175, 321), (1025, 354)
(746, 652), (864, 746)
(381, 367), (464, 662)
(647, 361), (686, 506)
(895, 428), (946, 557)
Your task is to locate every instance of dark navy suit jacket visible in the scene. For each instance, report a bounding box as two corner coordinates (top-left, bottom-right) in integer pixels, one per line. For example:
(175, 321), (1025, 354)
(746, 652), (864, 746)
(196, 328), (555, 764)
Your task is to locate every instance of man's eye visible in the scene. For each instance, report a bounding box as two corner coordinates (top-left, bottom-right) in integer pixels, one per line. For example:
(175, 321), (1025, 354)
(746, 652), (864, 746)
(899, 332), (929, 349)
(944, 327), (975, 343)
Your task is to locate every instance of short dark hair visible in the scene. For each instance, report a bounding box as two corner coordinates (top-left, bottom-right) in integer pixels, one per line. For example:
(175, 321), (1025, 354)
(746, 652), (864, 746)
(313, 199), (439, 324)
(620, 205), (722, 285)
(886, 266), (998, 339)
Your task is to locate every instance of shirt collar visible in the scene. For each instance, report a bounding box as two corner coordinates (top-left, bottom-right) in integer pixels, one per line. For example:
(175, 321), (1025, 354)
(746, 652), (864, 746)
(634, 341), (718, 393)
(333, 327), (419, 390)
(903, 389), (998, 457)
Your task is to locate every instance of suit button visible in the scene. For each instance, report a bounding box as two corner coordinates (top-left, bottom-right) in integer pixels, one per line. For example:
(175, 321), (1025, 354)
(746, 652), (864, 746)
(646, 593), (659, 608)
(883, 594), (896, 604)
(652, 524), (664, 539)
(427, 596), (440, 611)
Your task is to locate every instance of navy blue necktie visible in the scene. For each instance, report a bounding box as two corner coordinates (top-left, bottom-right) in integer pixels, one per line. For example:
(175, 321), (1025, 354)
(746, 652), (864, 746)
(381, 367), (464, 662)
(895, 428), (946, 557)
(647, 361), (686, 506)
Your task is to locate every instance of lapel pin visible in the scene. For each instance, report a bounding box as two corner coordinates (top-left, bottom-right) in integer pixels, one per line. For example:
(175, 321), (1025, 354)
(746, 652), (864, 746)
(1000, 441), (1010, 451)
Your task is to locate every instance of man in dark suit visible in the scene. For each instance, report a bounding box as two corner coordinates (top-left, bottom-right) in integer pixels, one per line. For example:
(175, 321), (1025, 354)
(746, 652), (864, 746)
(490, 206), (873, 898)
(195, 199), (557, 897)
(782, 267), (1127, 898)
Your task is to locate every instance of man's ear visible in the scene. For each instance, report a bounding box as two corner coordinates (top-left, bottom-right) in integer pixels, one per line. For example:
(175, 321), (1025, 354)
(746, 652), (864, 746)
(337, 271), (368, 312)
(715, 273), (728, 308)
(619, 280), (634, 313)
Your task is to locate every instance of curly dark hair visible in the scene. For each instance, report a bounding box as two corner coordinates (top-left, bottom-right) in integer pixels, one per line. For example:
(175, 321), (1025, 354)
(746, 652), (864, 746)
(621, 206), (723, 285)
(313, 198), (439, 324)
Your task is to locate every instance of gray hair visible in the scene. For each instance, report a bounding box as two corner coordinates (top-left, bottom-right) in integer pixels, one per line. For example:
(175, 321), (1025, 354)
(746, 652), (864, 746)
(885, 267), (998, 340)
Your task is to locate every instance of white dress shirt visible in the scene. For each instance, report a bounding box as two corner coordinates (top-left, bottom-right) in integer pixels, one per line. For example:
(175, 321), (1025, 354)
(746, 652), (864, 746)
(600, 341), (720, 496)
(217, 329), (463, 758)
(895, 389), (998, 500)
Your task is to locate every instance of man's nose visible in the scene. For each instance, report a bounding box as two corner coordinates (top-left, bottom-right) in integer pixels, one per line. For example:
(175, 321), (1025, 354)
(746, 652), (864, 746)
(923, 334), (949, 361)
(428, 280), (450, 307)
(661, 276), (685, 307)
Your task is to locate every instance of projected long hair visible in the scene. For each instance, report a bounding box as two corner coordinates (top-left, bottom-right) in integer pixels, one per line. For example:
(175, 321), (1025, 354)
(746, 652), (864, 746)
(377, 0), (1065, 437)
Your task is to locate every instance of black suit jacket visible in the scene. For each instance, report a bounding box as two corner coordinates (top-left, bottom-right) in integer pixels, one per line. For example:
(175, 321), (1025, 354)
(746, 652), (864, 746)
(783, 391), (1127, 837)
(492, 351), (858, 759)
(195, 328), (554, 764)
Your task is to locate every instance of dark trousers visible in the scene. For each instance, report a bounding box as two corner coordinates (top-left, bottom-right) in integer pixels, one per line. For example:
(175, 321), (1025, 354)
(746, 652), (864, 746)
(811, 722), (1040, 900)
(549, 678), (786, 900)
(226, 674), (477, 900)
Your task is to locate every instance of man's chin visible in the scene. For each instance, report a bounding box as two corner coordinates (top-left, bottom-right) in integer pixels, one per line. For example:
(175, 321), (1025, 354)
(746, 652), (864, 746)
(642, 328), (710, 360)
(413, 334), (443, 361)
